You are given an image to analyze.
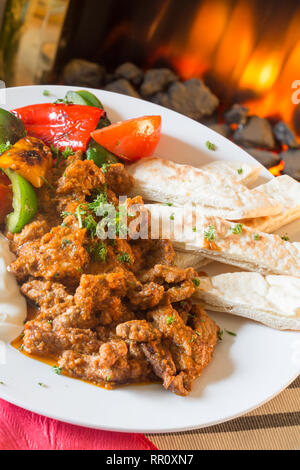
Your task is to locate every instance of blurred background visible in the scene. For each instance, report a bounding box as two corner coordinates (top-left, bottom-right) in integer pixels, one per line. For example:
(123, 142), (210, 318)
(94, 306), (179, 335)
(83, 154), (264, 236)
(0, 0), (299, 177)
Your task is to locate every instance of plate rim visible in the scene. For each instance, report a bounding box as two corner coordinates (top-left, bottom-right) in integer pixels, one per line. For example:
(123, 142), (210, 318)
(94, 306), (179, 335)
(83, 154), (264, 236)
(0, 85), (299, 434)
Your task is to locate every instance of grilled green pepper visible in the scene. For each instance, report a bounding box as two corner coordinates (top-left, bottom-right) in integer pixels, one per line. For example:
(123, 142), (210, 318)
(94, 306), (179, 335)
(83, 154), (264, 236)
(0, 108), (26, 146)
(86, 140), (119, 167)
(3, 168), (37, 233)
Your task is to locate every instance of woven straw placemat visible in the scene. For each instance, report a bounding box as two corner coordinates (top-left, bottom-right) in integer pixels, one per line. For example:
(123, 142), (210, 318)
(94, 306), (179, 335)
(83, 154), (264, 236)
(146, 376), (300, 450)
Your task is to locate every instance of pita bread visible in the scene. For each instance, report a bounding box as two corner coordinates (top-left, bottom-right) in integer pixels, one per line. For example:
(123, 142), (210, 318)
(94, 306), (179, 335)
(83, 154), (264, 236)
(145, 205), (300, 278)
(243, 175), (300, 233)
(128, 158), (282, 220)
(193, 272), (300, 330)
(201, 161), (261, 187)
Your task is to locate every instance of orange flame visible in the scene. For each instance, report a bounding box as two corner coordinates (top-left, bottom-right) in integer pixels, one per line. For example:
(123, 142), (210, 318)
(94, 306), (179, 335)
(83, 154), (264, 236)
(269, 160), (285, 177)
(148, 0), (300, 136)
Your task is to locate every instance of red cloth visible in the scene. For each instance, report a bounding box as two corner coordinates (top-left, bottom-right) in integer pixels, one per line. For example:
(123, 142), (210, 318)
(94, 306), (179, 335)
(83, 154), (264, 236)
(0, 399), (157, 450)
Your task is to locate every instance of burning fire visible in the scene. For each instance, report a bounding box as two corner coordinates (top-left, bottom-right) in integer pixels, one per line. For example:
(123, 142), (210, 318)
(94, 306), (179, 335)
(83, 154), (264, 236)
(269, 160), (285, 177)
(148, 0), (300, 135)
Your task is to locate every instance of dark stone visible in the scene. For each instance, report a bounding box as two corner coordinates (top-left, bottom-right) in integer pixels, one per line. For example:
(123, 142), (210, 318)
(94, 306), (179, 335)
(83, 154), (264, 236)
(159, 79), (219, 121)
(105, 79), (140, 98)
(233, 116), (275, 149)
(246, 148), (280, 168)
(140, 68), (178, 97)
(115, 62), (144, 86)
(224, 104), (249, 125)
(150, 92), (171, 108)
(273, 120), (299, 148)
(293, 104), (300, 135)
(209, 123), (232, 138)
(62, 59), (105, 88)
(281, 149), (300, 180)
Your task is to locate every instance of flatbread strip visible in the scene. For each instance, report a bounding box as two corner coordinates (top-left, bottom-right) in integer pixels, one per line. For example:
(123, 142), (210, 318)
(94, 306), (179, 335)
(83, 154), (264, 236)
(193, 272), (300, 330)
(145, 205), (300, 278)
(201, 161), (261, 187)
(128, 158), (281, 220)
(243, 175), (300, 233)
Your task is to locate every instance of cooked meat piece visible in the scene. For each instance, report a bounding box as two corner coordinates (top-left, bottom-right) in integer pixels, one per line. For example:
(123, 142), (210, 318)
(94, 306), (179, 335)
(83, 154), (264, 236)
(23, 320), (100, 356)
(57, 159), (105, 199)
(189, 304), (219, 348)
(173, 299), (193, 324)
(59, 349), (152, 385)
(21, 280), (73, 314)
(98, 340), (128, 368)
(165, 280), (195, 303)
(75, 272), (127, 310)
(146, 304), (219, 395)
(128, 282), (164, 310)
(9, 226), (89, 284)
(104, 164), (134, 195)
(139, 264), (197, 284)
(116, 320), (162, 342)
(145, 239), (175, 268)
(8, 216), (50, 254)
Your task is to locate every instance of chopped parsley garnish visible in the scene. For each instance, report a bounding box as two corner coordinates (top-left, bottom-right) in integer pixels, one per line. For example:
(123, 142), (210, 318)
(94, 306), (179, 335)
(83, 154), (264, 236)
(0, 140), (12, 154)
(170, 213), (175, 221)
(204, 225), (216, 241)
(192, 226), (197, 233)
(61, 146), (75, 159)
(54, 98), (73, 105)
(18, 344), (24, 351)
(281, 235), (290, 241)
(75, 204), (87, 228)
(47, 319), (53, 325)
(117, 252), (132, 264)
(166, 315), (176, 326)
(101, 163), (110, 173)
(194, 330), (201, 337)
(43, 89), (50, 96)
(225, 329), (237, 337)
(206, 141), (216, 151)
(52, 365), (62, 375)
(237, 168), (243, 175)
(88, 191), (108, 215)
(163, 203), (173, 207)
(38, 382), (47, 387)
(61, 239), (71, 249)
(253, 234), (260, 241)
(61, 210), (73, 219)
(0, 381), (4, 385)
(218, 330), (224, 341)
(116, 140), (121, 146)
(88, 242), (107, 262)
(106, 375), (111, 382)
(232, 223), (243, 235)
(192, 278), (201, 287)
(83, 214), (98, 238)
(40, 176), (55, 191)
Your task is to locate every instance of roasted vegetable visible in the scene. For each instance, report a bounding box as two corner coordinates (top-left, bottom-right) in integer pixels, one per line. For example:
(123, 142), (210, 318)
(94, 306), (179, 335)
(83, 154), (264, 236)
(62, 89), (119, 167)
(12, 103), (104, 152)
(3, 169), (37, 233)
(65, 90), (104, 109)
(0, 108), (26, 146)
(0, 182), (12, 224)
(0, 136), (52, 188)
(91, 116), (162, 161)
(86, 140), (119, 167)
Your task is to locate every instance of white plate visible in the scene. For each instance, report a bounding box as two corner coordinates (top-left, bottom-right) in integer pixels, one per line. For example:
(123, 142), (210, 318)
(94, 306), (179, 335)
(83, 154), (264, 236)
(0, 85), (299, 433)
